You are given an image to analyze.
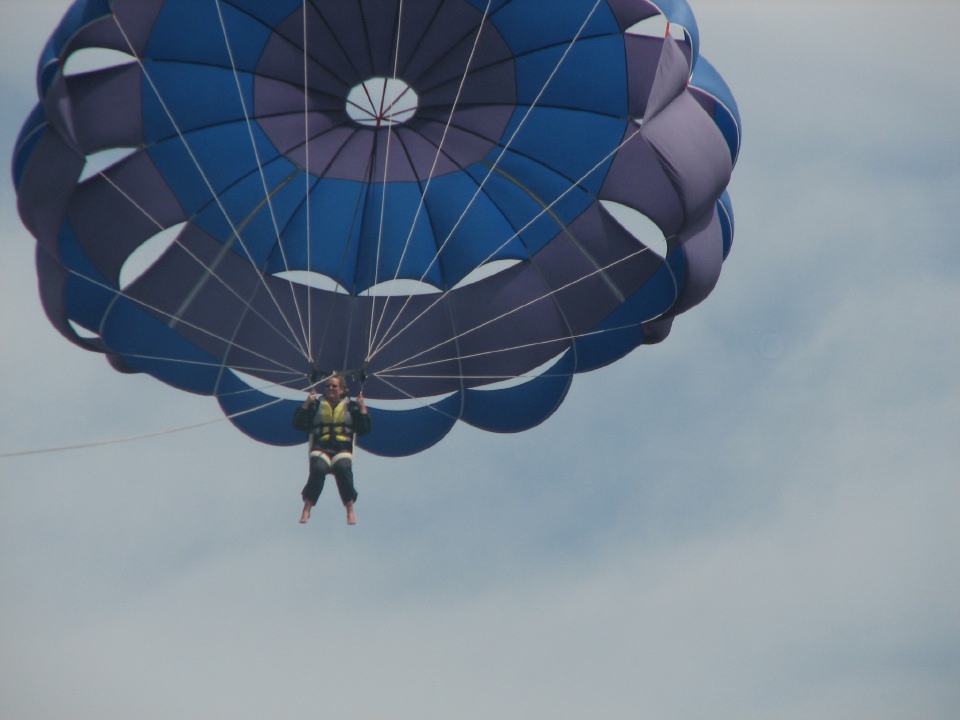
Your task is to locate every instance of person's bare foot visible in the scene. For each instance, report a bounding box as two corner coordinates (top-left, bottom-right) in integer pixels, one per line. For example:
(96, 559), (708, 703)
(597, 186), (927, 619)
(346, 501), (357, 525)
(299, 502), (313, 524)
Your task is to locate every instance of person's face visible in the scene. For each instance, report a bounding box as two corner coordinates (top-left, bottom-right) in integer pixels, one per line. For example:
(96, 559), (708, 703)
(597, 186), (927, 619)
(323, 379), (345, 401)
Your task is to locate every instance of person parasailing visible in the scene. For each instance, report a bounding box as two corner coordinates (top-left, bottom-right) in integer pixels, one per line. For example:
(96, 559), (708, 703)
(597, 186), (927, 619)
(293, 373), (372, 525)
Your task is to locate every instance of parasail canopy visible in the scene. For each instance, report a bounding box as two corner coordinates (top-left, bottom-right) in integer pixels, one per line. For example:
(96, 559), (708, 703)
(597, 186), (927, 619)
(13, 0), (741, 456)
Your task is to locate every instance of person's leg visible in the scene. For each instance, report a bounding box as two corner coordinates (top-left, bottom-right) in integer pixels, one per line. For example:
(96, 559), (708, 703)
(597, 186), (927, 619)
(299, 452), (331, 523)
(330, 454), (358, 525)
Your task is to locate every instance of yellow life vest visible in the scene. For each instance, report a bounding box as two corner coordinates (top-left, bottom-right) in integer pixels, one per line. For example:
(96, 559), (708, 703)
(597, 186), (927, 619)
(316, 400), (352, 444)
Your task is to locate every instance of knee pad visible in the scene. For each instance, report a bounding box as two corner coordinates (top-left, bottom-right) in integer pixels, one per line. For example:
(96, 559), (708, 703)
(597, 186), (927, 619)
(309, 450), (331, 471)
(330, 452), (353, 468)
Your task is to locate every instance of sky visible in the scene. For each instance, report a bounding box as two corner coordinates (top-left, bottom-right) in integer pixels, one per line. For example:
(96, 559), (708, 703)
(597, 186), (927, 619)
(2, 1), (958, 719)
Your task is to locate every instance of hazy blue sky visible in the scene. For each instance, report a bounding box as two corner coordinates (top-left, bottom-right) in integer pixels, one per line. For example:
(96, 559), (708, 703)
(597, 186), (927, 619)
(2, 2), (958, 718)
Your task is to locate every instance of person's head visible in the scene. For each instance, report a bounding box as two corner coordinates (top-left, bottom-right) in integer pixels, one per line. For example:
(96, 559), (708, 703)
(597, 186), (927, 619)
(322, 373), (347, 401)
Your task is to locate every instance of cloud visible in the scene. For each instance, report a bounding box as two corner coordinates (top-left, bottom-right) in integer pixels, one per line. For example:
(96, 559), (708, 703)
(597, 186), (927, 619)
(3, 2), (959, 719)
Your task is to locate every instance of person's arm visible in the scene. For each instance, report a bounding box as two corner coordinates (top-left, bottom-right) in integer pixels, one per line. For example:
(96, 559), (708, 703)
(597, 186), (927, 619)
(351, 394), (372, 435)
(292, 392), (318, 431)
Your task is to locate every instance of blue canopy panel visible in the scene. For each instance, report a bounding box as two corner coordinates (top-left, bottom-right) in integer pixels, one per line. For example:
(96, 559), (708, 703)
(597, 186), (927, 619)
(146, 0), (272, 70)
(59, 220), (116, 333)
(464, 0), (513, 14)
(270, 177), (363, 283)
(145, 125), (284, 221)
(358, 394), (462, 457)
(572, 249), (686, 371)
(689, 55), (742, 165)
(142, 63), (258, 140)
(461, 349), (575, 432)
(217, 371), (304, 447)
(461, 166), (564, 258)
(99, 296), (226, 395)
(717, 191), (735, 259)
(648, 0), (700, 66)
(225, 0), (304, 28)
(513, 37), (629, 118)
(422, 171), (531, 288)
(192, 155), (302, 269)
(494, 106), (625, 202)
(36, 244), (106, 354)
(354, 182), (445, 291)
(490, 0), (621, 56)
